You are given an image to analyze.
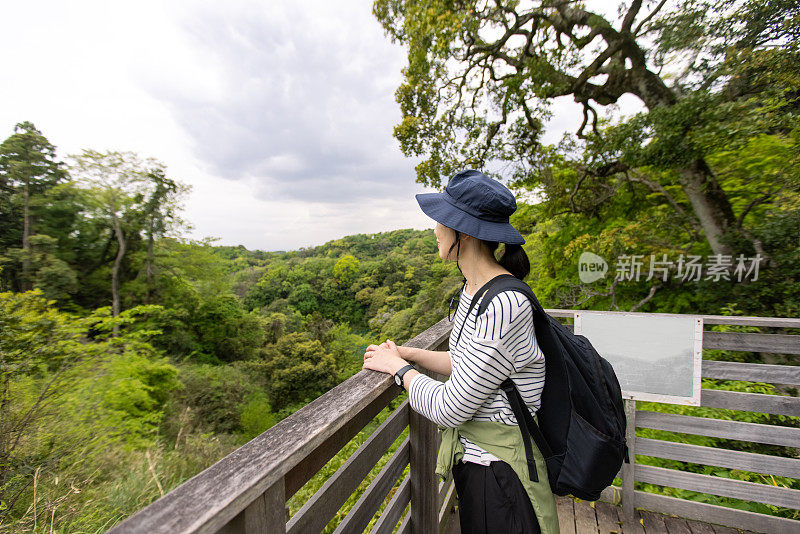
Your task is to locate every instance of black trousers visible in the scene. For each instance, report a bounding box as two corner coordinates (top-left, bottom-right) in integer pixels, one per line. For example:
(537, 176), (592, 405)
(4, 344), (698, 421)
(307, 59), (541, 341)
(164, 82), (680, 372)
(452, 459), (542, 534)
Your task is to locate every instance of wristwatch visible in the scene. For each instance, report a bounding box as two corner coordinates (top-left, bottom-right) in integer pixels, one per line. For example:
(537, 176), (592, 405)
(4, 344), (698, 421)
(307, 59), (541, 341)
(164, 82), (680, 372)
(394, 364), (416, 390)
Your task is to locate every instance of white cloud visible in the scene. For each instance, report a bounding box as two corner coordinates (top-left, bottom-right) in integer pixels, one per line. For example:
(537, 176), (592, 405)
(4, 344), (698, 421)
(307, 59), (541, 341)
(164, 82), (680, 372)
(0, 0), (434, 251)
(0, 0), (646, 252)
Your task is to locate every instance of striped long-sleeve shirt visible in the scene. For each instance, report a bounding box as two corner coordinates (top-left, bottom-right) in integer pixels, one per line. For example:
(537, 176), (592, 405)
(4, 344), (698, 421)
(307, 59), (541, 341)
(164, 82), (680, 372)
(408, 283), (546, 465)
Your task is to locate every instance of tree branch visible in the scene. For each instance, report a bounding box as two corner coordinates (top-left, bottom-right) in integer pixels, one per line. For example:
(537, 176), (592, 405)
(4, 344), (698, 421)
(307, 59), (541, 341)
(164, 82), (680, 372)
(576, 101), (600, 139)
(573, 277), (622, 310)
(736, 186), (784, 228)
(633, 0), (669, 36)
(629, 282), (662, 312)
(621, 0), (643, 33)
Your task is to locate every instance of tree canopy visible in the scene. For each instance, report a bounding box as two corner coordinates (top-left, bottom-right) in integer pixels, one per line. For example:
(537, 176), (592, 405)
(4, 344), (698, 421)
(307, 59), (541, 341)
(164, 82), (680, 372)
(373, 0), (799, 258)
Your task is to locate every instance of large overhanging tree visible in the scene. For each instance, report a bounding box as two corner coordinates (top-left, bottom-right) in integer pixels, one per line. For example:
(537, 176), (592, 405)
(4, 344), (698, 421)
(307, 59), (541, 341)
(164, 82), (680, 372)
(373, 0), (799, 259)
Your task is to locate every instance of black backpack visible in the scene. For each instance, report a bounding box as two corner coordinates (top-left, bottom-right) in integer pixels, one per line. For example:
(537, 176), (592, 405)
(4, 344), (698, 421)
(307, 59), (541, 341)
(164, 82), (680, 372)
(454, 273), (629, 501)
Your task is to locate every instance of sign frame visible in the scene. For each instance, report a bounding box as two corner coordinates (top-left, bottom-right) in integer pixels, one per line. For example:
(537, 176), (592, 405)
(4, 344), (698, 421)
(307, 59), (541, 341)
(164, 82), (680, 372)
(573, 310), (704, 406)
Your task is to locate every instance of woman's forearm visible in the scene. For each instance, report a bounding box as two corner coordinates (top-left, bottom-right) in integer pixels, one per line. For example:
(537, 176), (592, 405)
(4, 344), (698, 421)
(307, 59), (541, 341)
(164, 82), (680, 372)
(400, 346), (452, 376)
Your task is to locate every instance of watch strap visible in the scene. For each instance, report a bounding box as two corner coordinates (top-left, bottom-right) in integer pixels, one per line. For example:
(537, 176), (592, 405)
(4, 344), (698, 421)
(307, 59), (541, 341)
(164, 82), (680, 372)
(395, 364), (416, 389)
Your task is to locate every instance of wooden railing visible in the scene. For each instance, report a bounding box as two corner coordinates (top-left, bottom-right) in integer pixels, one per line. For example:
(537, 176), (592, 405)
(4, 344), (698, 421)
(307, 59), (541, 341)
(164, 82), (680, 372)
(108, 312), (454, 534)
(109, 311), (800, 534)
(551, 311), (800, 534)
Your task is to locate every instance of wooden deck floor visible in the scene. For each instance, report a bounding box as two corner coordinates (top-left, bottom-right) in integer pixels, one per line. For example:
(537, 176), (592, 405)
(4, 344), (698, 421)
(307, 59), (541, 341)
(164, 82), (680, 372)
(439, 496), (762, 534)
(556, 496), (759, 534)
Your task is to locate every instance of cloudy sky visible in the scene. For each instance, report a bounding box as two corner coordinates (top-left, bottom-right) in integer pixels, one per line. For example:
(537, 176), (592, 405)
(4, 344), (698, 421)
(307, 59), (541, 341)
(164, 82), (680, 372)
(1, 1), (635, 252)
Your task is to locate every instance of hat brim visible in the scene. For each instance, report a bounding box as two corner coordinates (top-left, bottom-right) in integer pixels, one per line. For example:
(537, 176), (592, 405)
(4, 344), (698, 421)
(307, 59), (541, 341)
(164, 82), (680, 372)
(416, 192), (525, 245)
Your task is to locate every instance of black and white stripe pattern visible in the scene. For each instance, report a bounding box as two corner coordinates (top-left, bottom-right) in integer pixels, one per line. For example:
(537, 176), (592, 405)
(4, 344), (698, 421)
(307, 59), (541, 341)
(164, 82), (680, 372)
(408, 285), (545, 464)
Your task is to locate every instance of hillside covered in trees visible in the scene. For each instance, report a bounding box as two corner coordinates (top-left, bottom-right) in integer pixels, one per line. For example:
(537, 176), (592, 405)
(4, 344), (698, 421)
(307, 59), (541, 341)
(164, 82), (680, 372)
(1, 0), (799, 531)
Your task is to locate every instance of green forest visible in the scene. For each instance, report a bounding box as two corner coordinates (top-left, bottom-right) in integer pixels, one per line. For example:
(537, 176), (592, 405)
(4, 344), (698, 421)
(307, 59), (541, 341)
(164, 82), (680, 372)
(1, 0), (799, 532)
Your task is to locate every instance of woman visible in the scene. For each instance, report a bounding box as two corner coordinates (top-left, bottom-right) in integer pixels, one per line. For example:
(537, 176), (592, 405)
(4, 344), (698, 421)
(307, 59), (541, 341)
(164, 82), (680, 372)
(362, 169), (560, 534)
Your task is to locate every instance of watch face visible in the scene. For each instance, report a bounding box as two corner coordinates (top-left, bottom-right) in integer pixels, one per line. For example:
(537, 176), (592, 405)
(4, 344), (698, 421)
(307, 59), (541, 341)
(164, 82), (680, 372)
(395, 374), (402, 386)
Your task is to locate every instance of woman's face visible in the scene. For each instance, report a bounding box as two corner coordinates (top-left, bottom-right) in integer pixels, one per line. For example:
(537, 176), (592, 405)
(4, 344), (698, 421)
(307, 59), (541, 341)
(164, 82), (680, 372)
(434, 222), (456, 261)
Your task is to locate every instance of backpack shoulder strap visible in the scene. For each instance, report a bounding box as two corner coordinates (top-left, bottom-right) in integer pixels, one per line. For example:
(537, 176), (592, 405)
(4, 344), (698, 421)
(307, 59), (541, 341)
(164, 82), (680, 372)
(472, 275), (558, 483)
(452, 274), (507, 349)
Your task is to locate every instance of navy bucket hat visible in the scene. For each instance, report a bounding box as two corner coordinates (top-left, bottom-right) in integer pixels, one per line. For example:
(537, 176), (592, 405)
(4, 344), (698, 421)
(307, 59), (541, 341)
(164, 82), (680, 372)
(416, 169), (525, 245)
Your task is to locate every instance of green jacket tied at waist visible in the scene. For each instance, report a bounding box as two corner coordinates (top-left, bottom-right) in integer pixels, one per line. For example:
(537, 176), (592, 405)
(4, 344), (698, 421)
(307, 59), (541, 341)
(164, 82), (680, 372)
(436, 418), (561, 534)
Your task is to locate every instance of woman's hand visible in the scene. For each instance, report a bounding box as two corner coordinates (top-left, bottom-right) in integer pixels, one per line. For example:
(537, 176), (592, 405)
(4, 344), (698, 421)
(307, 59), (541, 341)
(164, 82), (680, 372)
(364, 341), (389, 357)
(363, 339), (408, 376)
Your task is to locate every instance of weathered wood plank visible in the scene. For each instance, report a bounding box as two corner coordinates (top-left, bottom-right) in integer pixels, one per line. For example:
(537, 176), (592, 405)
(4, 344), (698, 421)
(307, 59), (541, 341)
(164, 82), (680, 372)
(543, 310), (800, 328)
(710, 526), (738, 534)
(286, 402), (409, 534)
(371, 476), (410, 534)
(405, 315), (455, 351)
(635, 410), (800, 448)
(635, 437), (800, 478)
(409, 367), (440, 533)
(663, 516), (692, 534)
(438, 473), (453, 509)
(218, 478), (287, 534)
(623, 399), (637, 521)
(250, 479), (285, 534)
(635, 489), (800, 533)
(617, 506), (645, 534)
(397, 509), (411, 534)
(639, 509), (666, 532)
(702, 332), (800, 356)
(574, 499), (599, 533)
(700, 389), (800, 417)
(556, 496), (576, 534)
(216, 512), (244, 534)
(332, 438), (410, 534)
(635, 464), (800, 510)
(684, 518), (715, 534)
(242, 491), (272, 534)
(284, 384), (398, 498)
(595, 500), (622, 534)
(702, 360), (800, 385)
(442, 510), (461, 534)
(438, 475), (458, 532)
(701, 316), (800, 328)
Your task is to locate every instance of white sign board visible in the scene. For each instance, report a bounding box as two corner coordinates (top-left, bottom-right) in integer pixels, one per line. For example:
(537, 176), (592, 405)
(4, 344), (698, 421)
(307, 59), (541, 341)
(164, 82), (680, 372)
(574, 311), (703, 405)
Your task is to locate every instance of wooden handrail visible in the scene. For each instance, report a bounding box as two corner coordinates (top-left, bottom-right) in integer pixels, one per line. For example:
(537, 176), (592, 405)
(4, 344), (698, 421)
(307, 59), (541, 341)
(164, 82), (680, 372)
(109, 316), (451, 533)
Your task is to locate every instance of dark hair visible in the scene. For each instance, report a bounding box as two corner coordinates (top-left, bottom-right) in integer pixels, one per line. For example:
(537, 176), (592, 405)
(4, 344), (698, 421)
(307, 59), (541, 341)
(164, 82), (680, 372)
(446, 231), (530, 282)
(485, 240), (530, 281)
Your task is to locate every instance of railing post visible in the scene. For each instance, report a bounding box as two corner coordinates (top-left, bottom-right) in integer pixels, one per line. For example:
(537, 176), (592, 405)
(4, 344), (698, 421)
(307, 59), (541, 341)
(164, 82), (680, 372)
(219, 478), (286, 534)
(252, 477), (286, 533)
(623, 399), (636, 521)
(409, 368), (439, 533)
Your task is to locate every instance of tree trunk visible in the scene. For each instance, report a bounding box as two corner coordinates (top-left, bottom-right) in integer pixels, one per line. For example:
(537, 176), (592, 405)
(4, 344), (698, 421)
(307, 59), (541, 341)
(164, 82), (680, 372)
(111, 214), (126, 334)
(21, 185), (31, 291)
(631, 76), (740, 257)
(678, 159), (739, 257)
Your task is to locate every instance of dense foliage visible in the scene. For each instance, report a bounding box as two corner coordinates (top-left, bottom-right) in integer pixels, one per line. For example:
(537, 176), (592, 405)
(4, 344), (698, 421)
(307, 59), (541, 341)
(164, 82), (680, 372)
(0, 127), (469, 529)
